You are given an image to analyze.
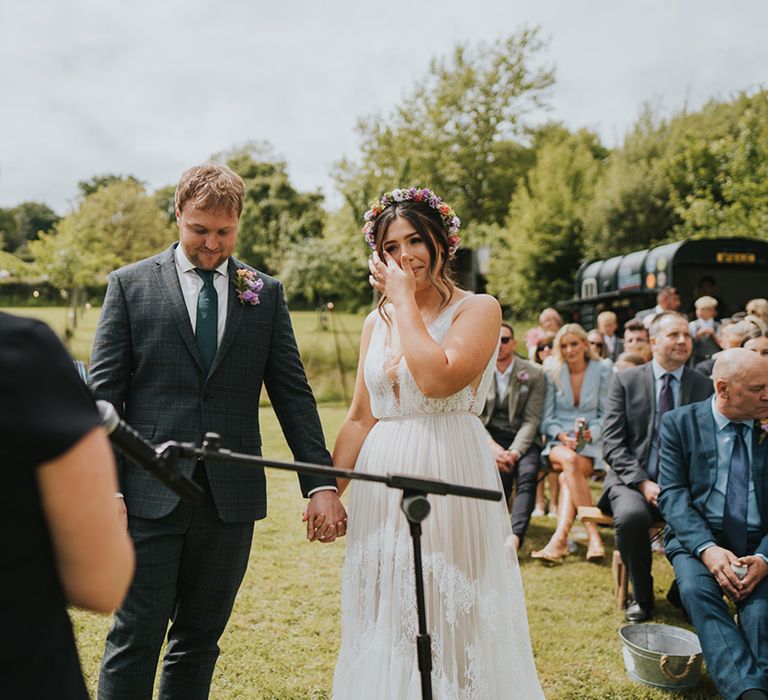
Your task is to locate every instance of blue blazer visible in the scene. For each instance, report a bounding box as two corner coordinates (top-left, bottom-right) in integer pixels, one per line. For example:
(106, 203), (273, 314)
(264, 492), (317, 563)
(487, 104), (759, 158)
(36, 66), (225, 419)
(658, 399), (768, 560)
(541, 359), (613, 467)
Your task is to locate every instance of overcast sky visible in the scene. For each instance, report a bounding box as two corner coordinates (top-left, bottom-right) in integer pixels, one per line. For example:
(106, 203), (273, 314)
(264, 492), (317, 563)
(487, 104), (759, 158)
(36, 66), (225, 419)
(1, 0), (766, 214)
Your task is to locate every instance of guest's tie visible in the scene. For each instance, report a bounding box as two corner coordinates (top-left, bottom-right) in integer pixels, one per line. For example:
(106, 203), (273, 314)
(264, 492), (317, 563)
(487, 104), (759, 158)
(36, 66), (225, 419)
(722, 422), (750, 557)
(651, 373), (674, 480)
(195, 269), (218, 374)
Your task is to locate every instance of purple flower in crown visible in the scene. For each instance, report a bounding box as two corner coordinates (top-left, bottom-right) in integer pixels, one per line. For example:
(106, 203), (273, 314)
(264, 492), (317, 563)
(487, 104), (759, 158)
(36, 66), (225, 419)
(361, 186), (462, 257)
(234, 269), (263, 305)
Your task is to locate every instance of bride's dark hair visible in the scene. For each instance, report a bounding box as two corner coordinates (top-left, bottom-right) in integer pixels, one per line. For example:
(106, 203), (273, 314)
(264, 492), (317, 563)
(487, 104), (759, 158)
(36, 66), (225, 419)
(371, 201), (457, 324)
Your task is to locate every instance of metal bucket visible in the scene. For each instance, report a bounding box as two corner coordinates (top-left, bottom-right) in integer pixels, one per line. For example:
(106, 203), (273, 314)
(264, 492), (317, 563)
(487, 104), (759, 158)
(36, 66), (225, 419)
(619, 623), (703, 691)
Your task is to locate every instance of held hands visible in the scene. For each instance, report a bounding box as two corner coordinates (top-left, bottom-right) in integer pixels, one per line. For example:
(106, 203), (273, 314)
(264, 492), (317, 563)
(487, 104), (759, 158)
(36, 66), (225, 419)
(638, 480), (660, 507)
(368, 251), (416, 304)
(490, 441), (517, 472)
(701, 546), (768, 601)
(302, 490), (347, 544)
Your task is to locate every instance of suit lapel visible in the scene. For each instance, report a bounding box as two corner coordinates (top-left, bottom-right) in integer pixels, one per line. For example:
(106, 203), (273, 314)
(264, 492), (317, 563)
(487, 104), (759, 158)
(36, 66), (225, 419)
(154, 245), (205, 374)
(643, 363), (655, 435)
(208, 258), (246, 377)
(679, 367), (694, 406)
(752, 424), (768, 523)
(694, 400), (719, 493)
(507, 358), (520, 418)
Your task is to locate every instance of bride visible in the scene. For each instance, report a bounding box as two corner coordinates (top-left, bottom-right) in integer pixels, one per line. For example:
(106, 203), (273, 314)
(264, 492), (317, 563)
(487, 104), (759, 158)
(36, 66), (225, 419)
(330, 188), (543, 698)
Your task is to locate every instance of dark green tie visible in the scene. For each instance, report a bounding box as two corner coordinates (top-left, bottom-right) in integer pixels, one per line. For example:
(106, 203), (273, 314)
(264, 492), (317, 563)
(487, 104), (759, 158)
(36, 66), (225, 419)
(195, 269), (218, 373)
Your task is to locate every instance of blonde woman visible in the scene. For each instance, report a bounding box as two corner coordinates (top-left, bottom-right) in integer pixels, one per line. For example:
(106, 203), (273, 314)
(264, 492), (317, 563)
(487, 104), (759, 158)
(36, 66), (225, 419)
(531, 323), (612, 563)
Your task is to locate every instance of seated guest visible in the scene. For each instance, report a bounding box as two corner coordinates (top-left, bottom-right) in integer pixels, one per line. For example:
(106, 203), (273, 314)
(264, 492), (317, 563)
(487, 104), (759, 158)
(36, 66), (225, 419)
(614, 351), (646, 371)
(0, 312), (134, 699)
(587, 329), (607, 359)
(658, 349), (768, 700)
(746, 298), (768, 326)
(598, 311), (713, 622)
(623, 319), (653, 363)
(689, 295), (721, 366)
(695, 320), (756, 378)
(481, 323), (545, 551)
(637, 286), (682, 328)
(531, 324), (613, 563)
(744, 333), (768, 357)
(525, 308), (563, 361)
(597, 311), (623, 361)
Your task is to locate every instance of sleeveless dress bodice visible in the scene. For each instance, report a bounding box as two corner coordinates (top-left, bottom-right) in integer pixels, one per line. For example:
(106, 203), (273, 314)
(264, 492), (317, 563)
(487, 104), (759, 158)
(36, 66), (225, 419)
(364, 299), (495, 420)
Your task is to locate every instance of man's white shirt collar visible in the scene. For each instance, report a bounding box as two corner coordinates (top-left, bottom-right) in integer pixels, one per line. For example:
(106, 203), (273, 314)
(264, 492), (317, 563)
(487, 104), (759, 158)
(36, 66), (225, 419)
(175, 243), (229, 277)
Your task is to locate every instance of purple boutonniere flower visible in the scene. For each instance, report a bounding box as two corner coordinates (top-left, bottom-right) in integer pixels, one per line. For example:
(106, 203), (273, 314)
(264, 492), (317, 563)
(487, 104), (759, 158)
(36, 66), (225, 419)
(516, 370), (530, 385)
(234, 269), (263, 305)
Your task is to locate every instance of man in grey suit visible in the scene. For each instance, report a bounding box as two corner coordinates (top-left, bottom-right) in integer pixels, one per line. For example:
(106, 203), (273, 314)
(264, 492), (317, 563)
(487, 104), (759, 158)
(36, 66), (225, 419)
(598, 311), (713, 622)
(659, 349), (768, 700)
(90, 164), (346, 700)
(481, 322), (545, 551)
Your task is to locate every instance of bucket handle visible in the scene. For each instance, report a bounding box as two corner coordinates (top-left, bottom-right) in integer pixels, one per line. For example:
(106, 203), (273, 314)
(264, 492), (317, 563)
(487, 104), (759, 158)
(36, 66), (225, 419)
(659, 654), (698, 682)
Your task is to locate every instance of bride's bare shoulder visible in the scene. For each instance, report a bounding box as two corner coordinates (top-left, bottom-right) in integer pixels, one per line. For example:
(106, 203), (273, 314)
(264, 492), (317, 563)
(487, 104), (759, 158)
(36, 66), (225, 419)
(454, 293), (501, 317)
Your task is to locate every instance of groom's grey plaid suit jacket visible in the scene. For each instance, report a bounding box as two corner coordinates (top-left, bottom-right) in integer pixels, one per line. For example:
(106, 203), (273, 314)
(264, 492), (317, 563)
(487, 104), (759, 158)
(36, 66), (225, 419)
(89, 243), (334, 523)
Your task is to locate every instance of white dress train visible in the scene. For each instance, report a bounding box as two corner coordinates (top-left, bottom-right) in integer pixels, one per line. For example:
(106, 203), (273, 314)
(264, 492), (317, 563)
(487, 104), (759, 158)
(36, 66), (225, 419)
(333, 298), (544, 699)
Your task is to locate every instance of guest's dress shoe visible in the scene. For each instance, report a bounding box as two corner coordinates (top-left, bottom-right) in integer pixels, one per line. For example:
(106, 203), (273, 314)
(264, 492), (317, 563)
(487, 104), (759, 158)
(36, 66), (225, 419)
(625, 600), (653, 622)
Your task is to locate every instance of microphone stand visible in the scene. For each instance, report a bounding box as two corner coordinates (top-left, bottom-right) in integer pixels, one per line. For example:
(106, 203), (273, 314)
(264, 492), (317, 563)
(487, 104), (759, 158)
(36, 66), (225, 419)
(155, 432), (502, 700)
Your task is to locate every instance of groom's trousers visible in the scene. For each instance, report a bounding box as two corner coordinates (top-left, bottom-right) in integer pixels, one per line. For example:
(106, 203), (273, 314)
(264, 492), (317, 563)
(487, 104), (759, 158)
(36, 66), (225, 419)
(98, 477), (254, 700)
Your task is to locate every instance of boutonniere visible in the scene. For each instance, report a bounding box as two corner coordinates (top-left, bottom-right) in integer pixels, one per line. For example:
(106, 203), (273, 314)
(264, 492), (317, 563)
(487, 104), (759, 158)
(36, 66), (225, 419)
(516, 370), (530, 385)
(234, 269), (263, 305)
(759, 419), (768, 445)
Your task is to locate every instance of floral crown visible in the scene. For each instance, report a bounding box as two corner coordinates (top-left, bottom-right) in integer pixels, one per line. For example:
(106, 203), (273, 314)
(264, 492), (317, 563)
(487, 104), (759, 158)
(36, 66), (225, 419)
(362, 187), (461, 257)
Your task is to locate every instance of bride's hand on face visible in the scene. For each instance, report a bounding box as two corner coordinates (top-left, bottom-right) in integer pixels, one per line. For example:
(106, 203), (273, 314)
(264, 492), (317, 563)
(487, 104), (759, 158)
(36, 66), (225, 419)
(368, 250), (416, 303)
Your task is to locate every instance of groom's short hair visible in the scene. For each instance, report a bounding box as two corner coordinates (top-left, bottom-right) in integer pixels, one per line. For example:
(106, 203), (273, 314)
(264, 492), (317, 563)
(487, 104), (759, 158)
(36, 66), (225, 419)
(175, 163), (245, 217)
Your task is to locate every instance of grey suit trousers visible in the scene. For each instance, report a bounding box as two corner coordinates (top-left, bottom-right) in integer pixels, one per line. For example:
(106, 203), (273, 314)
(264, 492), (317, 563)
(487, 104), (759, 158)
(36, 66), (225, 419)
(98, 483), (254, 700)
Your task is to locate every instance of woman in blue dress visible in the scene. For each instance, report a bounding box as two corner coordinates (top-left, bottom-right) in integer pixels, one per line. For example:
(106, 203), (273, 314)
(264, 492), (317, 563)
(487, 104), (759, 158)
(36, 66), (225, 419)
(531, 323), (613, 563)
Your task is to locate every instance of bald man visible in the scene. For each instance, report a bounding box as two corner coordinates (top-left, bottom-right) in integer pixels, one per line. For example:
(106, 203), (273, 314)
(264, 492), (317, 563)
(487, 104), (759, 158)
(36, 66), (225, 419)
(658, 349), (768, 700)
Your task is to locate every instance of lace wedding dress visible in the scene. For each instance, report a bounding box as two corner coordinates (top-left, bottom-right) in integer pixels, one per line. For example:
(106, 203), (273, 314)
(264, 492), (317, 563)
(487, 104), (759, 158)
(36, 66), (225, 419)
(333, 298), (544, 699)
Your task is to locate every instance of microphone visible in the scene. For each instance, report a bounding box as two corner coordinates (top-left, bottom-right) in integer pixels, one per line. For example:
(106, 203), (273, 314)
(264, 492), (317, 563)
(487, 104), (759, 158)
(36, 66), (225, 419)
(97, 401), (203, 505)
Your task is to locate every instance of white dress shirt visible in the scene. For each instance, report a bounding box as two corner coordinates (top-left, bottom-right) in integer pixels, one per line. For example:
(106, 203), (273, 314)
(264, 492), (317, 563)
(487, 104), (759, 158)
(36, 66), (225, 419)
(174, 243), (229, 343)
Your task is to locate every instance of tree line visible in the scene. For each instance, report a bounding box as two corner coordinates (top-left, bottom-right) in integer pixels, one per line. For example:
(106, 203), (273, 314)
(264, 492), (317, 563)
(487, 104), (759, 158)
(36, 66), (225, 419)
(2, 27), (766, 318)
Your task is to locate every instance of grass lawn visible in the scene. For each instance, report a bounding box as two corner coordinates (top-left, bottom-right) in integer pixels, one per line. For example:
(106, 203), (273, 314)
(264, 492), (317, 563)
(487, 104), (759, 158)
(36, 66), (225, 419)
(3, 306), (719, 697)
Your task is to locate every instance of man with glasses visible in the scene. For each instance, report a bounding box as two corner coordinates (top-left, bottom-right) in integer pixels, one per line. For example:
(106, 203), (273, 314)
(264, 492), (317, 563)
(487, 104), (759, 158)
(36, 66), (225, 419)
(481, 323), (546, 550)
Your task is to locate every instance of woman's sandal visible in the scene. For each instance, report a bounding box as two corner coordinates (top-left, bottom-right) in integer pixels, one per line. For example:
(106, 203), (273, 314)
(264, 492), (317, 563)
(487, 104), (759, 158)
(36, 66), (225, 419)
(531, 544), (568, 564)
(586, 541), (605, 562)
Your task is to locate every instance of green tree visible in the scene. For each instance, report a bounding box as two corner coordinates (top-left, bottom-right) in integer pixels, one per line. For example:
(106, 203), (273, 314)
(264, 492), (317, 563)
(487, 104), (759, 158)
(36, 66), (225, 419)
(217, 143), (326, 273)
(487, 128), (606, 314)
(78, 173), (143, 198)
(333, 29), (553, 241)
(11, 201), (60, 252)
(30, 179), (175, 337)
(280, 237), (368, 309)
(583, 108), (680, 256)
(0, 208), (17, 252)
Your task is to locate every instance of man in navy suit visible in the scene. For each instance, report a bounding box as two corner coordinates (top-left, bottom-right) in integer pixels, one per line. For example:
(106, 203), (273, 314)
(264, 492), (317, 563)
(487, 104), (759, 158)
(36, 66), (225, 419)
(91, 164), (347, 699)
(658, 348), (768, 700)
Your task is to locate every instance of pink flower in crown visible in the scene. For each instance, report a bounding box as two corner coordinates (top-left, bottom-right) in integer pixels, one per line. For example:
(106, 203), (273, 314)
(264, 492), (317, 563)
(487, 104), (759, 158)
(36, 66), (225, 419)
(234, 269), (263, 305)
(516, 370), (530, 384)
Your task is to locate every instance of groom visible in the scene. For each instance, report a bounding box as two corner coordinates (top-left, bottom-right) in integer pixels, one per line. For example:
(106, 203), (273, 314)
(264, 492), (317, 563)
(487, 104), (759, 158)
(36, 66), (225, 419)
(90, 163), (346, 699)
